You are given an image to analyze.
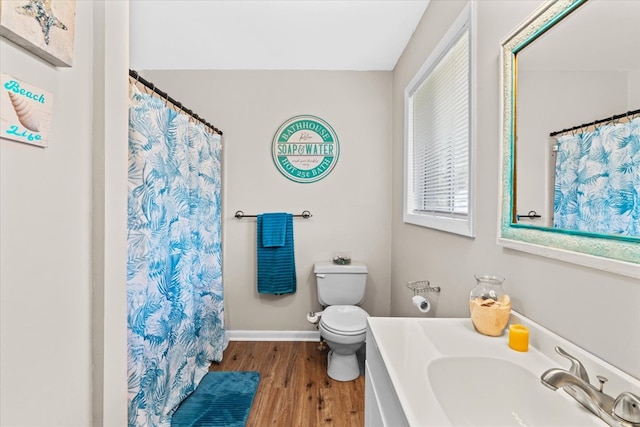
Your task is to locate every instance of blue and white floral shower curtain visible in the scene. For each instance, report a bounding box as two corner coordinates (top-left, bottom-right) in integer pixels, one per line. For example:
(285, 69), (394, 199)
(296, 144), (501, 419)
(127, 85), (224, 427)
(554, 117), (640, 235)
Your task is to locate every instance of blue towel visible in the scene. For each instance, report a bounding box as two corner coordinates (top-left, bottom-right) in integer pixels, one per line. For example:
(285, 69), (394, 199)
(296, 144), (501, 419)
(261, 212), (287, 247)
(257, 213), (296, 294)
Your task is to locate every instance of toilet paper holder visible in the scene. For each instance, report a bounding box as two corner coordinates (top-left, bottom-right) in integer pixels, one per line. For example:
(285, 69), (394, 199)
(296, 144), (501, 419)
(406, 280), (441, 295)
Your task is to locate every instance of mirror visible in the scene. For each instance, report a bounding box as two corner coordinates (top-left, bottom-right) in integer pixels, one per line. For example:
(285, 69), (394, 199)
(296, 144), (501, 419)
(499, 0), (640, 277)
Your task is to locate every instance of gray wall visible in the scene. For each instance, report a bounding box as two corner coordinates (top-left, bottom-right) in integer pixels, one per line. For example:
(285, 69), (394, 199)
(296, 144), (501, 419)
(2, 2), (636, 426)
(390, 0), (640, 380)
(146, 0), (640, 380)
(517, 70), (628, 225)
(143, 70), (394, 331)
(1, 2), (129, 425)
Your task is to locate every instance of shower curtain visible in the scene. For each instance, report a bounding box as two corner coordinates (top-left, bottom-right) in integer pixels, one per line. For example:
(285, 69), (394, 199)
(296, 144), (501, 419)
(127, 85), (224, 427)
(553, 117), (640, 235)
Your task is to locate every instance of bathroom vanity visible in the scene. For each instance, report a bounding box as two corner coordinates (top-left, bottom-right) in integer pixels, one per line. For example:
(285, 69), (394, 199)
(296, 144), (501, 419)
(365, 314), (640, 427)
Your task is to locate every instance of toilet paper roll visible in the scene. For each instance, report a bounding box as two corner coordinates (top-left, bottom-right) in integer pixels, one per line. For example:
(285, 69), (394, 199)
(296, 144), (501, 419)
(412, 295), (431, 313)
(307, 311), (321, 324)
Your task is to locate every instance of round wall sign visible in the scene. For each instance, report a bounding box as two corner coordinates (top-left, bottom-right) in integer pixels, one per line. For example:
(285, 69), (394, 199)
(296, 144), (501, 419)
(272, 115), (340, 183)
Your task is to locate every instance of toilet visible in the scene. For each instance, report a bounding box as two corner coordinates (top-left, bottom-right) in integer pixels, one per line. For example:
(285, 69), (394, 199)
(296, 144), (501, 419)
(311, 261), (369, 381)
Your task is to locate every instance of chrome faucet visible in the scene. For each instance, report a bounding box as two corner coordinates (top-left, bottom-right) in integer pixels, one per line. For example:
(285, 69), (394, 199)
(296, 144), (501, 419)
(541, 346), (640, 427)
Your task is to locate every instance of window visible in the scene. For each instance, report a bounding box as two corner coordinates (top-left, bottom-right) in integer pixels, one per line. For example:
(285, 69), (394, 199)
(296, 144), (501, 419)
(403, 4), (474, 237)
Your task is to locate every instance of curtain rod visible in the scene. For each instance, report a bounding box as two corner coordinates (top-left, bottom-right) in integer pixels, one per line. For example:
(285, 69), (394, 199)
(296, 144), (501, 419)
(549, 108), (640, 137)
(129, 69), (223, 136)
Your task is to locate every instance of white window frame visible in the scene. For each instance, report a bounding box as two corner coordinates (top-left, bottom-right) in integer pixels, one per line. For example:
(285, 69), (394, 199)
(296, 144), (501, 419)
(403, 3), (476, 237)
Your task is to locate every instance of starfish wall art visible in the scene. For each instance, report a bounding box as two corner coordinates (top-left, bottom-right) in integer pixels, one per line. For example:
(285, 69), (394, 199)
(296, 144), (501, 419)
(0, 0), (76, 67)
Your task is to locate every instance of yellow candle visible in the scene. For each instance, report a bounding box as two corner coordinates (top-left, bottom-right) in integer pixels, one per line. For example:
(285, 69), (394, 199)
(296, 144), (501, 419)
(509, 324), (529, 352)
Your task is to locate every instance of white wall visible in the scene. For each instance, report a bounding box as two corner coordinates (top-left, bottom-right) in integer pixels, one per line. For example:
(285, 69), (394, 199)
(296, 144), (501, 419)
(391, 0), (640, 380)
(142, 70), (393, 331)
(0, 2), (93, 425)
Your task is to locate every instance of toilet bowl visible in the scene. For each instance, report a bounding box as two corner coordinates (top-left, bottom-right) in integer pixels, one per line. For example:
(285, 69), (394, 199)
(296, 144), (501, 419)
(311, 261), (369, 381)
(318, 305), (369, 381)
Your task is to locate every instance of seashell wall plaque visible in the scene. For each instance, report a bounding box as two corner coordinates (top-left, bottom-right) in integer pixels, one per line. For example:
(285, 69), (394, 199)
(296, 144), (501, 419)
(0, 0), (76, 67)
(0, 73), (53, 148)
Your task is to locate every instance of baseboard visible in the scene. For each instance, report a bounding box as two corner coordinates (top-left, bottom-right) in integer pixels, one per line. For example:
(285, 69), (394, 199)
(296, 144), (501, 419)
(226, 330), (321, 342)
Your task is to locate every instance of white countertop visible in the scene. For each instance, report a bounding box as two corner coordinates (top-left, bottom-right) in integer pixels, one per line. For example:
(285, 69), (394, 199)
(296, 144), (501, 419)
(367, 313), (640, 427)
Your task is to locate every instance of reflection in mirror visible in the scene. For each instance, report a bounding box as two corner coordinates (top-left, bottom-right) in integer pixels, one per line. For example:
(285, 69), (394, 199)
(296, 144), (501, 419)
(500, 0), (640, 275)
(514, 0), (640, 238)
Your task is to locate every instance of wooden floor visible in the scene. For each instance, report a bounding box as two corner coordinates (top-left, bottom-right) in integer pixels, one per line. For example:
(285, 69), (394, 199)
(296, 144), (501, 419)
(209, 341), (365, 426)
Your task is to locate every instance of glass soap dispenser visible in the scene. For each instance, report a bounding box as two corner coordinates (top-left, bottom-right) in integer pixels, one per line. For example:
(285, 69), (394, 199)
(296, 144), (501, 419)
(469, 274), (511, 336)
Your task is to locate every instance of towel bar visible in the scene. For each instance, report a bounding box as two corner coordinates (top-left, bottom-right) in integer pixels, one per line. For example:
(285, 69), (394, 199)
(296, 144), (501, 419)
(234, 210), (312, 219)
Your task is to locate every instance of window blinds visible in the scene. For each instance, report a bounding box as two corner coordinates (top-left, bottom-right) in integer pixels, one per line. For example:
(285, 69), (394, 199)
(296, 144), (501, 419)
(409, 28), (470, 217)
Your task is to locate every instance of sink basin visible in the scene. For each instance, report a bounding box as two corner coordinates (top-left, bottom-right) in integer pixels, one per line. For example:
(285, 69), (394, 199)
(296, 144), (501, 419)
(427, 356), (601, 426)
(366, 315), (640, 426)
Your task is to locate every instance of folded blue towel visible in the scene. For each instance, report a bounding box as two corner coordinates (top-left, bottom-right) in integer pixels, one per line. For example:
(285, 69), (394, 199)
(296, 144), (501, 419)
(257, 213), (296, 295)
(261, 212), (287, 247)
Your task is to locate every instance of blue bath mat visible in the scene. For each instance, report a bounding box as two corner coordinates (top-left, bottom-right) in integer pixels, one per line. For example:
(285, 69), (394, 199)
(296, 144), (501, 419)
(171, 371), (260, 427)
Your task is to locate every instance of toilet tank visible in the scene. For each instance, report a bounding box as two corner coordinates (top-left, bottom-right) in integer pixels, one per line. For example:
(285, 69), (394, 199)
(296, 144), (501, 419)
(313, 261), (368, 306)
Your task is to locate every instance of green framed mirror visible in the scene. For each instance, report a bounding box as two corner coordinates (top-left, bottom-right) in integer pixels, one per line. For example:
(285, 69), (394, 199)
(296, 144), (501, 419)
(499, 0), (640, 277)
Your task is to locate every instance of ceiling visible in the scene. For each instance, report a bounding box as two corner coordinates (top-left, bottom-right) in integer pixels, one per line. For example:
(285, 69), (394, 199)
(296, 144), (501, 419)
(129, 0), (430, 71)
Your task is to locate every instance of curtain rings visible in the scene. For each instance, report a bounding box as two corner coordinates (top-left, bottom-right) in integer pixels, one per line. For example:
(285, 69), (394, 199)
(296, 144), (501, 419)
(611, 114), (620, 126)
(128, 71), (140, 91)
(144, 82), (154, 96)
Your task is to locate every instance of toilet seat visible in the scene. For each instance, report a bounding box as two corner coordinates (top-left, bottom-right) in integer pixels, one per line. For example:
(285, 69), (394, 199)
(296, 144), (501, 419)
(320, 305), (369, 336)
